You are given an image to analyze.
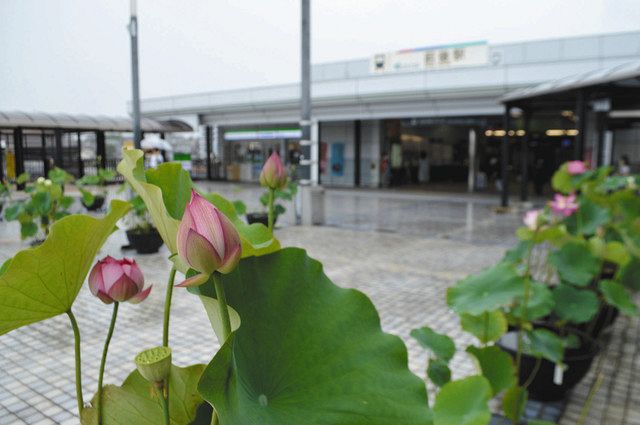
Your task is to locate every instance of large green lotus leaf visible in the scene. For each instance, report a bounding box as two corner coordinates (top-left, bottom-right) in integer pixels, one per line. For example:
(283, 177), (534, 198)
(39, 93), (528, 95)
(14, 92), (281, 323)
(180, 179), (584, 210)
(447, 262), (525, 315)
(460, 311), (507, 344)
(565, 198), (611, 236)
(203, 193), (280, 257)
(512, 281), (554, 321)
(552, 284), (599, 323)
(524, 329), (566, 364)
(548, 241), (600, 287)
(0, 200), (130, 335)
(432, 376), (492, 425)
(599, 280), (639, 316)
(198, 294), (241, 344)
(146, 162), (193, 221)
(620, 257), (640, 291)
(117, 149), (181, 253)
(427, 358), (452, 388)
(466, 346), (515, 396)
(80, 364), (205, 425)
(193, 248), (432, 425)
(551, 165), (573, 194)
(410, 326), (456, 361)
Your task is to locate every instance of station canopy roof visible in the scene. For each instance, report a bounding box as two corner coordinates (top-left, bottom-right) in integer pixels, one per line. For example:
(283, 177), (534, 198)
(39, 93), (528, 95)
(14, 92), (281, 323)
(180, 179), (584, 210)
(0, 111), (192, 132)
(501, 60), (640, 105)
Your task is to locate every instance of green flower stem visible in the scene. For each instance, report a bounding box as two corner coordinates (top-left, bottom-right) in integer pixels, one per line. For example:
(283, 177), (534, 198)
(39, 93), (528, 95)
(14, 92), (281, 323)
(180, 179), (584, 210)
(209, 273), (231, 425)
(66, 309), (84, 416)
(162, 267), (177, 411)
(157, 386), (170, 425)
(516, 238), (536, 376)
(213, 273), (232, 342)
(163, 267), (177, 347)
(267, 188), (275, 234)
(97, 302), (119, 424)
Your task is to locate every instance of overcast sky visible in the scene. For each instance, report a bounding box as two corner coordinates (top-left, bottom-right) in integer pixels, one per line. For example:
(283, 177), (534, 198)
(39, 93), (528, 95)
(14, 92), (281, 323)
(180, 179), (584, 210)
(1, 0), (638, 116)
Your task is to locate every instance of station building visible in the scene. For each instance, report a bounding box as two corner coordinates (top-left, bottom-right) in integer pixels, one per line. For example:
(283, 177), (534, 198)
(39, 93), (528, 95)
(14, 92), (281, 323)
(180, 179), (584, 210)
(138, 31), (640, 196)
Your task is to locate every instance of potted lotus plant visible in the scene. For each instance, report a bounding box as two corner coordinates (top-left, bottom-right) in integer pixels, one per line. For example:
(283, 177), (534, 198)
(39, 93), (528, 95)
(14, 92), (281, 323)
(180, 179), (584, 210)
(123, 195), (164, 254)
(238, 152), (297, 230)
(0, 179), (11, 216)
(3, 169), (75, 244)
(77, 166), (117, 211)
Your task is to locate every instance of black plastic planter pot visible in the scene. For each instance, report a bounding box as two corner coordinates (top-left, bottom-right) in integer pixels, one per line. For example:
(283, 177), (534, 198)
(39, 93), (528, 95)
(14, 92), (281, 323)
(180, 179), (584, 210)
(246, 212), (271, 227)
(126, 229), (164, 254)
(83, 195), (105, 211)
(497, 331), (598, 402)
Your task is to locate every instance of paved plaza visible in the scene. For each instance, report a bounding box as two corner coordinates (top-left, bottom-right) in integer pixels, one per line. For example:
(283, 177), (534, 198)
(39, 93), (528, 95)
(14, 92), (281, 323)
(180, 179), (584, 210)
(0, 184), (638, 424)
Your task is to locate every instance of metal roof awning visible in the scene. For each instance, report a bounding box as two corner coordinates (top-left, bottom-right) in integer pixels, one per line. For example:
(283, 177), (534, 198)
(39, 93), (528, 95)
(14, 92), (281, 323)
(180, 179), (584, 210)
(501, 60), (640, 104)
(0, 111), (193, 132)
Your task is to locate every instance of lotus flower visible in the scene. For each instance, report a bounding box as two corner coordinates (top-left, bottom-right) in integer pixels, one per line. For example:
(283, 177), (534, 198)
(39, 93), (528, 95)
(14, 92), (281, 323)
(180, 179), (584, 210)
(259, 152), (287, 190)
(550, 193), (579, 217)
(176, 191), (241, 287)
(523, 209), (543, 230)
(566, 160), (587, 175)
(89, 256), (151, 304)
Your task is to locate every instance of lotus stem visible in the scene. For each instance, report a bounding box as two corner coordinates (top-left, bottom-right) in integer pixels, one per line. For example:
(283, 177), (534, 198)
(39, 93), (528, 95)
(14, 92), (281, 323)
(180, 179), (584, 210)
(163, 267), (177, 347)
(213, 273), (232, 342)
(577, 372), (604, 425)
(156, 385), (170, 425)
(66, 309), (84, 416)
(97, 302), (119, 424)
(267, 188), (275, 233)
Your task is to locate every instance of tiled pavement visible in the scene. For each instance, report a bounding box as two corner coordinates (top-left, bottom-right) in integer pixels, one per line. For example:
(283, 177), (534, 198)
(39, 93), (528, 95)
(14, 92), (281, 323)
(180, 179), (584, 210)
(0, 183), (638, 424)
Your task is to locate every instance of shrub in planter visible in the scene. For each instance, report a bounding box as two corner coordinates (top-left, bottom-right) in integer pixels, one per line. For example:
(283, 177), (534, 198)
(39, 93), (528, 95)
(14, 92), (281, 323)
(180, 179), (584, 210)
(3, 169), (75, 242)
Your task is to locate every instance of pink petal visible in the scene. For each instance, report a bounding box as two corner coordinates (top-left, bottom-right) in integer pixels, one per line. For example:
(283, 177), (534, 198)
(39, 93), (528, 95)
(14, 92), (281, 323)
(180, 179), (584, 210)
(175, 273), (210, 287)
(122, 261), (145, 289)
(96, 290), (114, 304)
(184, 229), (221, 274)
(88, 262), (105, 296)
(188, 193), (226, 258)
(101, 262), (125, 293)
(128, 285), (152, 304)
(218, 245), (241, 274)
(177, 207), (195, 262)
(107, 275), (139, 302)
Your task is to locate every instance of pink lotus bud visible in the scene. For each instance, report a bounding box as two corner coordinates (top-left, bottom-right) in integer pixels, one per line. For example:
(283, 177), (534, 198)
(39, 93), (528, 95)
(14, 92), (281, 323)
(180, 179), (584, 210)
(176, 191), (241, 286)
(549, 193), (579, 217)
(259, 152), (287, 190)
(89, 256), (151, 304)
(566, 160), (587, 175)
(523, 209), (543, 230)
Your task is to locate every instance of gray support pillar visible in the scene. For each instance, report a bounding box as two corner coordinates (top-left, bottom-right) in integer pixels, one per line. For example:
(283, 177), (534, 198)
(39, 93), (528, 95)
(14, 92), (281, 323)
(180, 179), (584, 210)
(354, 120), (362, 187)
(467, 128), (477, 192)
(520, 111), (531, 202)
(575, 90), (587, 160)
(501, 106), (511, 207)
(54, 129), (63, 168)
(129, 0), (142, 149)
(206, 125), (213, 180)
(77, 132), (84, 177)
(13, 127), (25, 188)
(41, 130), (49, 176)
(0, 134), (4, 181)
(96, 130), (106, 169)
(299, 0), (315, 184)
